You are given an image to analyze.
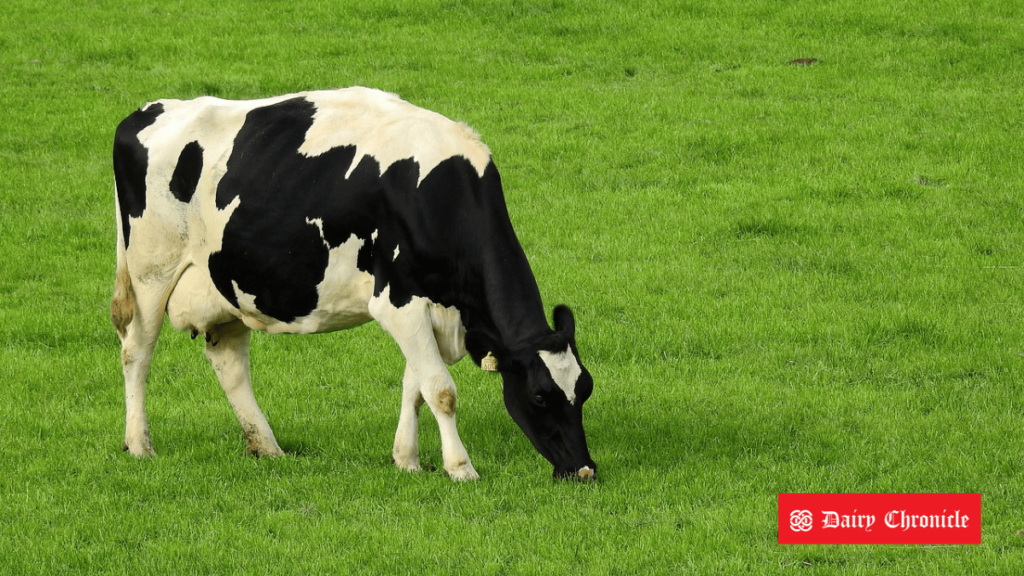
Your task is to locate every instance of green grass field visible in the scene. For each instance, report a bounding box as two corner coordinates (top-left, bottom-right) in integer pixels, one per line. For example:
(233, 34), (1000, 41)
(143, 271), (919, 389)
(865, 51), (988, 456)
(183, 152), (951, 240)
(3, 0), (1023, 572)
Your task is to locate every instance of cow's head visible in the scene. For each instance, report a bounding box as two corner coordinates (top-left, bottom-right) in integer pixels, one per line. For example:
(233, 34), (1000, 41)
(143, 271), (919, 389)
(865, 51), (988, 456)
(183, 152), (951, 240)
(466, 305), (596, 481)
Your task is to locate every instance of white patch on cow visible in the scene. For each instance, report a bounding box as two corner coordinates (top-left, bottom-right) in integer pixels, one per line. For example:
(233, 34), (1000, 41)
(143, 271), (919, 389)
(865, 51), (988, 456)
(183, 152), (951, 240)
(306, 217), (325, 238)
(230, 280), (273, 330)
(166, 265), (237, 334)
(129, 94), (271, 293)
(538, 345), (582, 405)
(371, 229), (379, 243)
(301, 233), (374, 333)
(428, 300), (467, 366)
(296, 87), (491, 185)
(393, 245), (400, 261)
(368, 285), (467, 367)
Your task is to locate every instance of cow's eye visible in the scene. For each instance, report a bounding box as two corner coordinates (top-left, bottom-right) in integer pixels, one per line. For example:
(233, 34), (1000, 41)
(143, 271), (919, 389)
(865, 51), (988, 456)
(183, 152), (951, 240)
(533, 394), (547, 408)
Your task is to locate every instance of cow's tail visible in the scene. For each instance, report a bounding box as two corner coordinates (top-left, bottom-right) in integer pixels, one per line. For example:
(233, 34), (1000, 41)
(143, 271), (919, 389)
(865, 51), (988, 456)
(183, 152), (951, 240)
(111, 197), (135, 340)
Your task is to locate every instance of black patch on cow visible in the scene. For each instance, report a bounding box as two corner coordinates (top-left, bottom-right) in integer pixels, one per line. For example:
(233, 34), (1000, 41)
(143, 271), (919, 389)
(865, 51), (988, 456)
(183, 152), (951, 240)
(170, 140), (203, 203)
(207, 95), (546, 334)
(210, 97), (387, 322)
(113, 103), (164, 247)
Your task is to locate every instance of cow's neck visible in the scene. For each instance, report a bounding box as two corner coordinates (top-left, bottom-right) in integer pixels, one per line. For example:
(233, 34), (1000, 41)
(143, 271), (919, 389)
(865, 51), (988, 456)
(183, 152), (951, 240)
(457, 173), (551, 351)
(471, 235), (550, 351)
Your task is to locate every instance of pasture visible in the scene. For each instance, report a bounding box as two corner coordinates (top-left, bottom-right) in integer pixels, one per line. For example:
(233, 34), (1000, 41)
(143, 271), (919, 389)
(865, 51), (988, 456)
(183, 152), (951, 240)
(2, 0), (1023, 572)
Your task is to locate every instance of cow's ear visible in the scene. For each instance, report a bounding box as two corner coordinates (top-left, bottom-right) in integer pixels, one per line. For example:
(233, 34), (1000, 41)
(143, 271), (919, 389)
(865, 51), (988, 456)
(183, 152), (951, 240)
(465, 330), (507, 372)
(553, 305), (576, 339)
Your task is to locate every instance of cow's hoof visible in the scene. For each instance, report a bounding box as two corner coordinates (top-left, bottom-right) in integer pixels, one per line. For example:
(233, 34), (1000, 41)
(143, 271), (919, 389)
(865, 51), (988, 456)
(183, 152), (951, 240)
(242, 426), (284, 457)
(392, 454), (422, 472)
(248, 448), (286, 458)
(123, 438), (155, 457)
(446, 462), (480, 481)
(246, 443), (285, 458)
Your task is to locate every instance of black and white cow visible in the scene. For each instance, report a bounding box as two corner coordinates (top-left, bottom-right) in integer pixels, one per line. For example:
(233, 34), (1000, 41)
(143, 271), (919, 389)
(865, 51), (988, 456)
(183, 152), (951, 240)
(111, 87), (596, 480)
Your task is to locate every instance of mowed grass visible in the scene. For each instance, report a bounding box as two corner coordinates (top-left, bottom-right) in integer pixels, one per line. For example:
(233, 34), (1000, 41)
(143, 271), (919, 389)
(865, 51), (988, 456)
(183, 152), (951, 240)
(2, 0), (1024, 572)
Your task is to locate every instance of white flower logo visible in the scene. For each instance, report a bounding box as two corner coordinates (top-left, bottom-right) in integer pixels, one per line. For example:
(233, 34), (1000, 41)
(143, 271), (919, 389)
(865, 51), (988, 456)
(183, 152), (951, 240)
(790, 510), (813, 532)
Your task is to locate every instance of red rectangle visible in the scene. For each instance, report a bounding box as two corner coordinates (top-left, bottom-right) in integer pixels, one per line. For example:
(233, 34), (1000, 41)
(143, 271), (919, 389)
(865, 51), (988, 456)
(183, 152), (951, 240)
(779, 493), (981, 544)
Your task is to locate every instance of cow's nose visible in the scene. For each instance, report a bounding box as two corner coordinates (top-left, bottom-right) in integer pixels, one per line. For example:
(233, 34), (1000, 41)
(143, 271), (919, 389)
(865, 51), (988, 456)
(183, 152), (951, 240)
(577, 466), (595, 481)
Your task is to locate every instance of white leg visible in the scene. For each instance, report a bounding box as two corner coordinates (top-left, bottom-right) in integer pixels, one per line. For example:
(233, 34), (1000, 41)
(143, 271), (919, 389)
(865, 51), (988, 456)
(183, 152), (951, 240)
(371, 292), (479, 481)
(122, 322), (158, 456)
(420, 369), (478, 480)
(121, 288), (166, 456)
(392, 364), (424, 471)
(205, 320), (283, 457)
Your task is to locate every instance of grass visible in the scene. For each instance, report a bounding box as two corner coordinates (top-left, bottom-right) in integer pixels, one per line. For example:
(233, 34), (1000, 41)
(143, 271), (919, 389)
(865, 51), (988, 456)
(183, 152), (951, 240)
(2, 0), (1024, 572)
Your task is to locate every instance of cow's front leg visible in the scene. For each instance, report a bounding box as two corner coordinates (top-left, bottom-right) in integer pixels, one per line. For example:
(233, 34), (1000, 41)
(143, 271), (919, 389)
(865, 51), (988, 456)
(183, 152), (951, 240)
(420, 370), (478, 480)
(394, 364), (478, 480)
(205, 320), (284, 457)
(392, 364), (424, 471)
(371, 292), (478, 481)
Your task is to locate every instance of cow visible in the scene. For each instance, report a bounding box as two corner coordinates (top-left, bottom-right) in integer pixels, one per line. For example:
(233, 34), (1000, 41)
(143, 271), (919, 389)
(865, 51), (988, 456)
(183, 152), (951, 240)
(111, 87), (596, 481)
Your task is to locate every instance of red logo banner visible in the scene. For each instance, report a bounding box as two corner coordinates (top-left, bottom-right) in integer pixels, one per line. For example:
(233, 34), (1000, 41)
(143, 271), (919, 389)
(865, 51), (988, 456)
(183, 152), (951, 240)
(778, 493), (981, 545)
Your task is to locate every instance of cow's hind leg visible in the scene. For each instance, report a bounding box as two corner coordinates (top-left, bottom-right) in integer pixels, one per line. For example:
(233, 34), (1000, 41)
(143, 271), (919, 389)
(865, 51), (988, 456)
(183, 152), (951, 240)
(370, 293), (478, 481)
(120, 284), (167, 456)
(122, 325), (159, 456)
(205, 320), (284, 457)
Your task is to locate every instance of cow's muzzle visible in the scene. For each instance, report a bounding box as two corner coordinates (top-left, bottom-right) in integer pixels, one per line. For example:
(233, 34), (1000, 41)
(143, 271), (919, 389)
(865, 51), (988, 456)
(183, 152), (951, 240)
(554, 464), (597, 482)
